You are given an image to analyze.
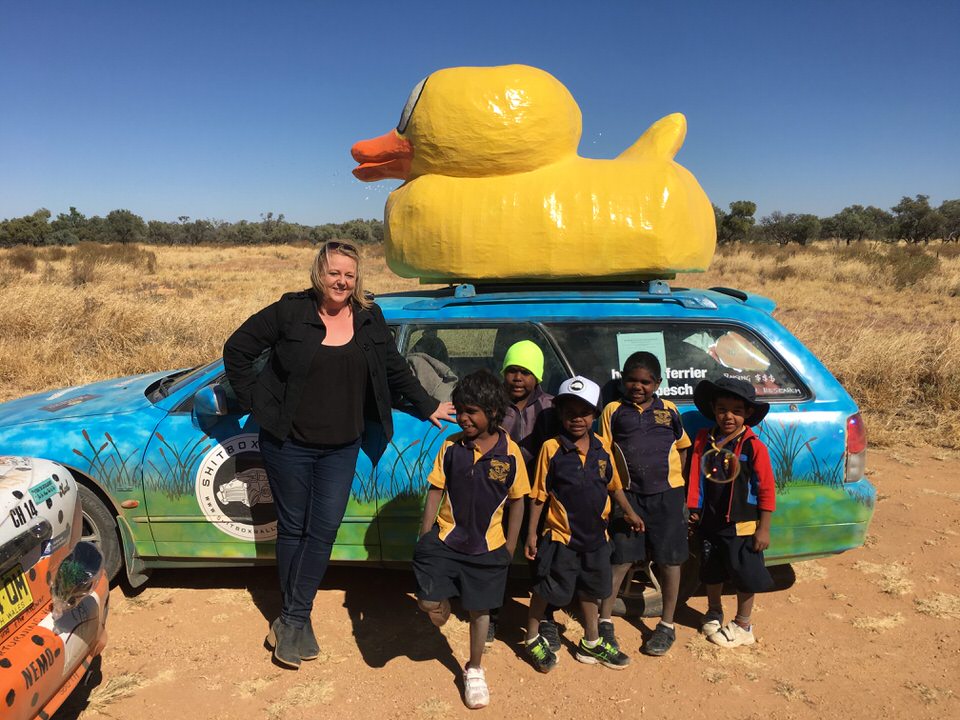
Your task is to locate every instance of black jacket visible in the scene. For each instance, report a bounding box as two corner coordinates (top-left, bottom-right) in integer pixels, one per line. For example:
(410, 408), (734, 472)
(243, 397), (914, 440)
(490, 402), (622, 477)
(222, 290), (439, 442)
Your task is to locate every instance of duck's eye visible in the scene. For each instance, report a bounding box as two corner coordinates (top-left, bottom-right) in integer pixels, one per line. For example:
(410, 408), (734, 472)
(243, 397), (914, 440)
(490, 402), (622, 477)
(397, 76), (427, 134)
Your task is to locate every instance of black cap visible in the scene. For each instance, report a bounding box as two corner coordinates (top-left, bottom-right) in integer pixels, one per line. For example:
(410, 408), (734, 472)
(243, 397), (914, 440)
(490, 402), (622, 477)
(693, 377), (770, 426)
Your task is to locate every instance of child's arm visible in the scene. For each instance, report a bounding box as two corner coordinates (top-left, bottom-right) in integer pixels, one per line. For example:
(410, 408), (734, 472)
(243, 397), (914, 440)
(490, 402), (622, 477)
(504, 497), (525, 556)
(753, 510), (772, 552)
(419, 486), (443, 538)
(610, 489), (644, 532)
(525, 500), (546, 560)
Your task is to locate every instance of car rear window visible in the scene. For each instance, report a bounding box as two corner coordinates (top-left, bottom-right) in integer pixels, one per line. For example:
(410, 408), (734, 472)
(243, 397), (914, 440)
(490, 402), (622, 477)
(545, 322), (808, 402)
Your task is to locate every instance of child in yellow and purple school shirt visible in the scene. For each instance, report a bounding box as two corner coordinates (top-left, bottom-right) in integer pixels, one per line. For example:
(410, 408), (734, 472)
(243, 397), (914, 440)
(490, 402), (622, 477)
(523, 376), (643, 673)
(599, 351), (691, 657)
(413, 369), (529, 709)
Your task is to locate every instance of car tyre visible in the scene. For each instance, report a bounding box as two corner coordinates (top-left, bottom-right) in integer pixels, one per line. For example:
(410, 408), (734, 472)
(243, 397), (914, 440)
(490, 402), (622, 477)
(78, 484), (122, 582)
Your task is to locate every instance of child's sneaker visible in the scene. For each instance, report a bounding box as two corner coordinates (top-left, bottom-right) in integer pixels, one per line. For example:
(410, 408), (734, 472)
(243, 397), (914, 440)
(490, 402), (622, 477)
(700, 609), (724, 637)
(539, 619), (561, 652)
(708, 621), (755, 648)
(524, 635), (558, 673)
(463, 665), (490, 709)
(575, 638), (631, 670)
(598, 619), (619, 650)
(641, 623), (676, 656)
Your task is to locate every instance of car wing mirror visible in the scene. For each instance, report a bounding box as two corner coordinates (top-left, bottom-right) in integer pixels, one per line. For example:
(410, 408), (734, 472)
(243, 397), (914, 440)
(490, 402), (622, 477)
(193, 384), (228, 422)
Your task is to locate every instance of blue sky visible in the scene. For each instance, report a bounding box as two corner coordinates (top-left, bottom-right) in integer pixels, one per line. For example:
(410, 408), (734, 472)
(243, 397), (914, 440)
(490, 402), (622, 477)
(1, 1), (957, 224)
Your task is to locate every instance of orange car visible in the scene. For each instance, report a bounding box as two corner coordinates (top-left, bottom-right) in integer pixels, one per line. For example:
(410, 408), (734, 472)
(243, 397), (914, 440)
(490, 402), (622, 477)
(1, 456), (109, 720)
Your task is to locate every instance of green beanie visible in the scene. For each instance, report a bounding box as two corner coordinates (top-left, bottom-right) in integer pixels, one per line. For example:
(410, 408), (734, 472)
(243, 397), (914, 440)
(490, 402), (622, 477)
(501, 341), (545, 382)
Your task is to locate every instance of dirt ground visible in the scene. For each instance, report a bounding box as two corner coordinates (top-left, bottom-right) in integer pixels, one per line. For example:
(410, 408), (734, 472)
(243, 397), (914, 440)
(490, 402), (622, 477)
(52, 447), (959, 720)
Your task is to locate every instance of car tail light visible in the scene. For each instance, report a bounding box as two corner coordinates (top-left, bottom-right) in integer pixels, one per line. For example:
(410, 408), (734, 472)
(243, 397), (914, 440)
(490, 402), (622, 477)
(845, 413), (867, 483)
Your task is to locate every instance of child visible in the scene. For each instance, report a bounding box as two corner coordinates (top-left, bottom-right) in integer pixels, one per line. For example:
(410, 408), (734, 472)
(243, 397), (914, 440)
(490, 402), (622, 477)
(524, 376), (644, 672)
(488, 340), (561, 647)
(501, 340), (559, 467)
(413, 369), (530, 709)
(599, 351), (691, 656)
(687, 377), (776, 648)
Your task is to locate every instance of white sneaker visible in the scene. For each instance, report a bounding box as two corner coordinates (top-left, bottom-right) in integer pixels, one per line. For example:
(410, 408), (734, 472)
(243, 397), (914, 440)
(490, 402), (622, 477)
(708, 621), (755, 648)
(463, 665), (490, 709)
(701, 610), (724, 637)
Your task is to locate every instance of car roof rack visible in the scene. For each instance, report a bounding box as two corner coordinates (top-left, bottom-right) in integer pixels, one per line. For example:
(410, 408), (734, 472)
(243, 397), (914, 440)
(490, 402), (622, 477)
(395, 280), (720, 311)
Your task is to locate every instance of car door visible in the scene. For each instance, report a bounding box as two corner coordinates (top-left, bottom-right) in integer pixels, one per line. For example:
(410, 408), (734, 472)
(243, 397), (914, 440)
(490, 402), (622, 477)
(141, 367), (381, 562)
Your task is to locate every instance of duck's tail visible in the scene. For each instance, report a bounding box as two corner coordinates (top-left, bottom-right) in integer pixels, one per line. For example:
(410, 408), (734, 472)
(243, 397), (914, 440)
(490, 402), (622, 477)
(617, 112), (687, 162)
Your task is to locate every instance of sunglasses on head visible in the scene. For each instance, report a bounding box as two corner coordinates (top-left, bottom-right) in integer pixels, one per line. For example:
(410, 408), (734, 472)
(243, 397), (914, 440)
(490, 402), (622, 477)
(323, 240), (357, 254)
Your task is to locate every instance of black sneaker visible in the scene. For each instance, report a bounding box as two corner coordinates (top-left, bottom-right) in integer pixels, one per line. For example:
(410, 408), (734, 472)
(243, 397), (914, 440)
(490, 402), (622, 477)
(598, 620), (619, 650)
(525, 635), (559, 673)
(641, 623), (676, 656)
(538, 620), (561, 652)
(575, 638), (631, 670)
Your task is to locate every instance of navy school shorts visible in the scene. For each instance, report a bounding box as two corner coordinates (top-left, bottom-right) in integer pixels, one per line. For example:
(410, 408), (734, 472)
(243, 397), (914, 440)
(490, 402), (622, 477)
(610, 487), (690, 567)
(699, 532), (774, 594)
(531, 536), (613, 607)
(413, 526), (513, 612)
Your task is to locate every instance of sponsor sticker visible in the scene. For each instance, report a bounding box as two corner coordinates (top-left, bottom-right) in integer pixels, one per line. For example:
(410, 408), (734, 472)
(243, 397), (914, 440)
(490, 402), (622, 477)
(40, 394), (99, 412)
(28, 478), (59, 505)
(195, 434), (276, 541)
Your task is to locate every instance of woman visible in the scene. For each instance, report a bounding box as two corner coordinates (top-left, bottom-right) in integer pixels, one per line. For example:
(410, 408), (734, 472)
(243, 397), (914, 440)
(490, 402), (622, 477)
(223, 240), (454, 669)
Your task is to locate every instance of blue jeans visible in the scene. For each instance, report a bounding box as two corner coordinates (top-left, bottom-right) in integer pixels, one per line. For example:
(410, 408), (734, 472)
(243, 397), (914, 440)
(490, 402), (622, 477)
(259, 431), (361, 628)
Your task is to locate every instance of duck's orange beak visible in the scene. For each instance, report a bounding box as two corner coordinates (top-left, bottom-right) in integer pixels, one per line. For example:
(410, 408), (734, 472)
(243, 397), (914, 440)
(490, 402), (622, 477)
(351, 130), (413, 182)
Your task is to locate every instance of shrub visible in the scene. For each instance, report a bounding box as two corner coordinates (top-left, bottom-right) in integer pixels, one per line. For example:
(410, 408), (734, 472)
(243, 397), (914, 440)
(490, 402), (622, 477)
(72, 242), (158, 274)
(888, 245), (939, 289)
(7, 246), (38, 272)
(45, 246), (68, 261)
(934, 242), (960, 260)
(836, 241), (883, 266)
(763, 264), (796, 282)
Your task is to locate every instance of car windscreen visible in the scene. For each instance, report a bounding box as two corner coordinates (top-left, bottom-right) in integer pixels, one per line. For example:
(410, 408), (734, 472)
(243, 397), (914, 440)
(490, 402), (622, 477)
(147, 362), (215, 402)
(545, 322), (808, 403)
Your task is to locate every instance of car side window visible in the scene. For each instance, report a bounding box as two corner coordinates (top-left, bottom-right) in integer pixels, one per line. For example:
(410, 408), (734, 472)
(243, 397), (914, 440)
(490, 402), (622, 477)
(545, 322), (808, 403)
(402, 323), (568, 396)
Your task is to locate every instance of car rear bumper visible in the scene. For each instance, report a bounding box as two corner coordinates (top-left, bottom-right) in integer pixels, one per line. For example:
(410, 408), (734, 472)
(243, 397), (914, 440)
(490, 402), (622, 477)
(1, 570), (109, 720)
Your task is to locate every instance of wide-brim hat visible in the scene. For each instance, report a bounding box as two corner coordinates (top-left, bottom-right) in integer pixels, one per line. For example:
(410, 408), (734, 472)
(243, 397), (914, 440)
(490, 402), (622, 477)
(693, 377), (769, 426)
(555, 375), (601, 411)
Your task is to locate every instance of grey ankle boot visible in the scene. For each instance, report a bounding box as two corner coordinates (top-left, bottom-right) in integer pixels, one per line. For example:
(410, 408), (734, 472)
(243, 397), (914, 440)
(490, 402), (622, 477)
(300, 619), (320, 661)
(266, 618), (302, 669)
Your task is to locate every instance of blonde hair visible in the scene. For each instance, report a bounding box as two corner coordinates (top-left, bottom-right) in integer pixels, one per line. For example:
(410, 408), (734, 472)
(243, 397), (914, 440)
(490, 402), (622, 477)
(310, 241), (372, 310)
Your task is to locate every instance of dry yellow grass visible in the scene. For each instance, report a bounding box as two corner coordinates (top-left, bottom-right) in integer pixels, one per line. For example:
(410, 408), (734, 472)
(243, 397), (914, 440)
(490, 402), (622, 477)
(1, 240), (957, 449)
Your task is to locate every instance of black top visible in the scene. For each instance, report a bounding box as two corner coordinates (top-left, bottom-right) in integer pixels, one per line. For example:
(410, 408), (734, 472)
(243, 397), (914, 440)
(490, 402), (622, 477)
(290, 339), (368, 445)
(222, 290), (439, 443)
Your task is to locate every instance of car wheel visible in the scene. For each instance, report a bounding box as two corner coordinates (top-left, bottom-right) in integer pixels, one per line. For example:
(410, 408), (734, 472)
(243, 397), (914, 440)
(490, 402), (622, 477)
(78, 484), (122, 582)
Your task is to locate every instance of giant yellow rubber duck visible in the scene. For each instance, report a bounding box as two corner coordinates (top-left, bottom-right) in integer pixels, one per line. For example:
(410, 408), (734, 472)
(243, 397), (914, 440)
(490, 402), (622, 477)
(352, 64), (716, 282)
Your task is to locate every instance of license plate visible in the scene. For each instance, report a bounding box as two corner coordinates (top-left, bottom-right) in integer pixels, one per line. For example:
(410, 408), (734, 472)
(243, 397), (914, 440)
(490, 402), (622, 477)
(0, 565), (33, 630)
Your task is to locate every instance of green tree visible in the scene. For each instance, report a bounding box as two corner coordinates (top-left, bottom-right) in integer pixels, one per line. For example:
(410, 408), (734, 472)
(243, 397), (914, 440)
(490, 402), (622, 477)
(717, 201), (756, 244)
(830, 205), (878, 244)
(0, 209), (52, 246)
(891, 195), (944, 243)
(105, 209), (146, 243)
(51, 206), (88, 244)
(938, 199), (960, 242)
(758, 211), (819, 245)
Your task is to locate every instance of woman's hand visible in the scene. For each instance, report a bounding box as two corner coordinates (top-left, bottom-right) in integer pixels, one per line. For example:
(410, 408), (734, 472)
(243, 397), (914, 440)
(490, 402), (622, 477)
(428, 401), (456, 429)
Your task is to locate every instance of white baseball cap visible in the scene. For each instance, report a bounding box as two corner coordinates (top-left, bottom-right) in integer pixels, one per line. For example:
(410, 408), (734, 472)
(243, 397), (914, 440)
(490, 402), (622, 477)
(556, 375), (601, 409)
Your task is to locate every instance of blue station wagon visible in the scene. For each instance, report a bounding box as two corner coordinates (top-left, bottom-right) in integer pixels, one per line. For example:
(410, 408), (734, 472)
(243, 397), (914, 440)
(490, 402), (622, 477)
(0, 282), (875, 598)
